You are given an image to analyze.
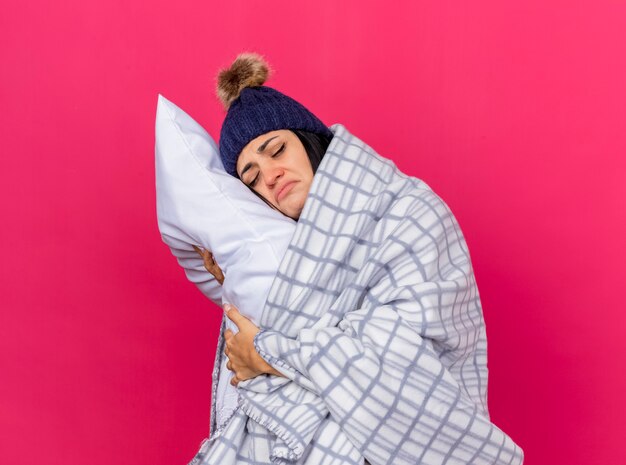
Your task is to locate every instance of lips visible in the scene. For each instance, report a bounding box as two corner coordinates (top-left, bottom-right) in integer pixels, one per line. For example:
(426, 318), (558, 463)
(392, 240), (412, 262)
(276, 181), (297, 203)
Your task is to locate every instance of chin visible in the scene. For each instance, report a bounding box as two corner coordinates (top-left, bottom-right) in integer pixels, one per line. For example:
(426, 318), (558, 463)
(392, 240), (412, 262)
(280, 205), (301, 221)
(280, 197), (305, 219)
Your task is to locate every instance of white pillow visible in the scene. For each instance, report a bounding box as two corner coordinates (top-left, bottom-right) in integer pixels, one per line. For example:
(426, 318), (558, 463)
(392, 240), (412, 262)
(154, 94), (296, 326)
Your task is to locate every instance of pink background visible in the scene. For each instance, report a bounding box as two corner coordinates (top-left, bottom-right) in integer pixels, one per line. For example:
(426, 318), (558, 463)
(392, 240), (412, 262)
(1, 1), (625, 464)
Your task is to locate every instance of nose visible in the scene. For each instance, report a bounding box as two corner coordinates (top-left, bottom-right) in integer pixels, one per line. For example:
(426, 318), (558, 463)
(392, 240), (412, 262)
(263, 162), (284, 188)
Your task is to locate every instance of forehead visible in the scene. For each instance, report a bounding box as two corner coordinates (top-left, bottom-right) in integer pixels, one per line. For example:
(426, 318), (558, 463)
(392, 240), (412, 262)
(237, 130), (287, 167)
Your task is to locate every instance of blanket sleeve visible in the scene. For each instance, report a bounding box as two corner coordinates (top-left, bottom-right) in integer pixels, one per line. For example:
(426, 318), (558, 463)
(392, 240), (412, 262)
(252, 190), (524, 465)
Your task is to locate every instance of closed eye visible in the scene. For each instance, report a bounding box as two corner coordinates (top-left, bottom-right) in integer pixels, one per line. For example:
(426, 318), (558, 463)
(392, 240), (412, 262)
(249, 172), (259, 188)
(248, 143), (286, 188)
(272, 143), (286, 157)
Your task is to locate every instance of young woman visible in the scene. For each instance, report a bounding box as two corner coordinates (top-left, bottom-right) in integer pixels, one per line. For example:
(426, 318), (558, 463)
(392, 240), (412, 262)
(194, 125), (331, 386)
(189, 53), (523, 465)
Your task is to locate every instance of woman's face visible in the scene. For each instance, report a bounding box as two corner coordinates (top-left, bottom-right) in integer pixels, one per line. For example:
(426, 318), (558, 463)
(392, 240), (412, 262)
(236, 129), (313, 220)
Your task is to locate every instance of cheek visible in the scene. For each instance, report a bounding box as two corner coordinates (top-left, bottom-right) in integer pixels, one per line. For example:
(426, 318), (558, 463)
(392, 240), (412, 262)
(297, 158), (314, 182)
(296, 182), (310, 205)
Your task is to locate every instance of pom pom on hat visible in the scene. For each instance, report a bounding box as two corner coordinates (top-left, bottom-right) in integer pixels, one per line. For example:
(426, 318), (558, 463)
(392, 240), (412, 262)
(216, 52), (272, 110)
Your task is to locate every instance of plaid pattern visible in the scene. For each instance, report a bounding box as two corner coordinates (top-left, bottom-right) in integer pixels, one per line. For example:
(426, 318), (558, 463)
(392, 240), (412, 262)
(188, 124), (524, 465)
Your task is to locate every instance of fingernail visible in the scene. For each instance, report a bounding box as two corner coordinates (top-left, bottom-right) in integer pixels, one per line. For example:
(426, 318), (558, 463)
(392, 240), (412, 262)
(223, 303), (231, 313)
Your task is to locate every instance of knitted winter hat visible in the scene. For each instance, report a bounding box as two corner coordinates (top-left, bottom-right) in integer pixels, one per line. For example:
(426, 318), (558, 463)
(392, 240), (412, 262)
(216, 52), (333, 177)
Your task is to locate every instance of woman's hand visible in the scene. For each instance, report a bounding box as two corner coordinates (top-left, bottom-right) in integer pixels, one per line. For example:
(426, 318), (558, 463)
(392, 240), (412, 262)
(192, 245), (224, 285)
(223, 304), (285, 386)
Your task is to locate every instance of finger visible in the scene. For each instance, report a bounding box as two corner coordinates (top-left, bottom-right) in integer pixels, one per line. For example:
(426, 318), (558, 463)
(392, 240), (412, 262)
(224, 304), (245, 327)
(192, 244), (202, 255)
(197, 247), (211, 262)
(206, 252), (216, 266)
(227, 361), (232, 371)
(230, 375), (238, 387)
(224, 329), (233, 339)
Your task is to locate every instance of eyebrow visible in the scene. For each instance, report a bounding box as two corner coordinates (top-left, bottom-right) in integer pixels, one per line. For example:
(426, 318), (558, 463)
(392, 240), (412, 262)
(256, 135), (279, 153)
(239, 135), (280, 179)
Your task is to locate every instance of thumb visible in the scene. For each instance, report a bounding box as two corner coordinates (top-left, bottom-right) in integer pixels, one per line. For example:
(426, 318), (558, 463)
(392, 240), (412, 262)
(223, 304), (243, 326)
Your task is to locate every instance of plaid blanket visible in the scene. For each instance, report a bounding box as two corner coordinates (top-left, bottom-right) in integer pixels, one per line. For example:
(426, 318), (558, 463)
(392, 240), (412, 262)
(189, 124), (524, 465)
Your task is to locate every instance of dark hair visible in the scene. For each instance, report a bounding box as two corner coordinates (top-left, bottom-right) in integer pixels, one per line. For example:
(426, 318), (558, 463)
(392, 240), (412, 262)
(244, 129), (333, 214)
(291, 129), (333, 174)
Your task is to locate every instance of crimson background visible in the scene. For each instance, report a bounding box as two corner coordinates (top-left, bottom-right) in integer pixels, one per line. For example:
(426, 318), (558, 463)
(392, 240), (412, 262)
(1, 1), (625, 464)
